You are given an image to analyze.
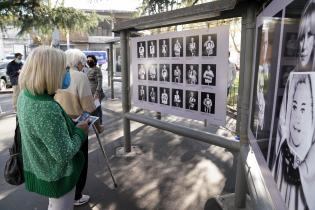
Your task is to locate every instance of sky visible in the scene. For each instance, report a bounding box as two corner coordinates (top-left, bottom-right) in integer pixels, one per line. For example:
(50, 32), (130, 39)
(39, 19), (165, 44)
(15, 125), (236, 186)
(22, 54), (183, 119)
(62, 0), (142, 11)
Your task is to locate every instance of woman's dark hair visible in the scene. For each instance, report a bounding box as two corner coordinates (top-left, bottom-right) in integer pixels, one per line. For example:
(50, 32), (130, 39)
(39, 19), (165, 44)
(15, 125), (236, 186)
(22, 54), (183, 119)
(87, 55), (97, 64)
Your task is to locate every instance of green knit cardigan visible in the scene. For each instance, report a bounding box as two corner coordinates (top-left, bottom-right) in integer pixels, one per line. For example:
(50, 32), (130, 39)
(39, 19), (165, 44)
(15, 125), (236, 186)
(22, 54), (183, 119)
(17, 90), (86, 198)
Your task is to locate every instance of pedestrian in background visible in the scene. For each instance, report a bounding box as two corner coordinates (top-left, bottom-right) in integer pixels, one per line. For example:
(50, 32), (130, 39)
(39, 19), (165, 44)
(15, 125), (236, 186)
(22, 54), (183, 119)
(54, 49), (103, 206)
(227, 52), (237, 96)
(6, 53), (23, 111)
(17, 46), (89, 210)
(87, 54), (103, 124)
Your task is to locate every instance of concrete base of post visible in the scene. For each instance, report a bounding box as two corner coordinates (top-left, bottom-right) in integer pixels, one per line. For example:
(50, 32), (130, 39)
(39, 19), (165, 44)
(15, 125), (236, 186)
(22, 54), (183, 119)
(115, 145), (142, 157)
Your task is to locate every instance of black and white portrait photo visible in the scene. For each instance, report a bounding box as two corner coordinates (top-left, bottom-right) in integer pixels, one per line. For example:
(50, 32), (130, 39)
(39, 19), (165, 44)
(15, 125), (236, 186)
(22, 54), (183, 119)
(159, 64), (170, 82)
(137, 41), (146, 58)
(172, 64), (183, 83)
(148, 64), (158, 81)
(148, 86), (158, 103)
(186, 36), (199, 57)
(279, 65), (294, 88)
(271, 72), (315, 210)
(202, 64), (216, 86)
(284, 32), (298, 57)
(186, 64), (199, 85)
(138, 85), (147, 101)
(138, 64), (146, 80)
(160, 87), (170, 105)
(185, 90), (198, 111)
(202, 34), (217, 56)
(201, 92), (215, 114)
(159, 39), (170, 57)
(148, 40), (157, 58)
(172, 89), (183, 108)
(172, 37), (183, 57)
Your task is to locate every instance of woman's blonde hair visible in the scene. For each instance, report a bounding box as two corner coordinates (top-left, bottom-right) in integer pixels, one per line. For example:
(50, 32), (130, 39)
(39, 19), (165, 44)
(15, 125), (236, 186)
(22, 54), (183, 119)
(19, 46), (66, 95)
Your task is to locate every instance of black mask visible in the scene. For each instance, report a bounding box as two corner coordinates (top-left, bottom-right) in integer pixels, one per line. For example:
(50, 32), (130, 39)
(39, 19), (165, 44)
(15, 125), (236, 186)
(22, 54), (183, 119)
(87, 60), (95, 67)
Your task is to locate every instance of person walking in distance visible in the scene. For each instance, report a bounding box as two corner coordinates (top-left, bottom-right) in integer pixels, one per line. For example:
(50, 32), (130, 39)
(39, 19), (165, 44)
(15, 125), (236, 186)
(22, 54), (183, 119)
(6, 53), (23, 111)
(87, 55), (103, 124)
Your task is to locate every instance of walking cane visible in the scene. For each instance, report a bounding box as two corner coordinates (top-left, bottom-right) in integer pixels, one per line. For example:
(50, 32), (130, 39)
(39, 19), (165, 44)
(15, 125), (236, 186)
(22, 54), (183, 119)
(92, 124), (118, 188)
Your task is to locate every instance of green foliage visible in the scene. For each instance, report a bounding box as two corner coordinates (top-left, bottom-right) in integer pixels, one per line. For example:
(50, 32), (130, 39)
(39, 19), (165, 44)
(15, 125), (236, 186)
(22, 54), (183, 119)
(138, 0), (200, 15)
(0, 0), (101, 36)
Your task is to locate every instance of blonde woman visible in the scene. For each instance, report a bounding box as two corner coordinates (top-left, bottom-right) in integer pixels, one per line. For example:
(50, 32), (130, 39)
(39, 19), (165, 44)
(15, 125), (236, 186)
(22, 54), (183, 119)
(17, 46), (89, 210)
(54, 49), (102, 206)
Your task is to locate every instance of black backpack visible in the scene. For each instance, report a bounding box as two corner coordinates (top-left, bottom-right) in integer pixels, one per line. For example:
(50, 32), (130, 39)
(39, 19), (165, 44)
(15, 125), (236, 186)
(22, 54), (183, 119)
(4, 116), (24, 185)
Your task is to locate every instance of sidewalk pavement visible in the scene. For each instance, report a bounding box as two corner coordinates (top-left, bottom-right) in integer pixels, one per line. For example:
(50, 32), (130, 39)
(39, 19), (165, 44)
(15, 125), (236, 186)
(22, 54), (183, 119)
(0, 72), (250, 210)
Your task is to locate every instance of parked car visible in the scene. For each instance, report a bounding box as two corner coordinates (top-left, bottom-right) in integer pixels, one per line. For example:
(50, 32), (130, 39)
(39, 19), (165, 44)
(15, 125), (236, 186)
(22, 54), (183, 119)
(0, 61), (11, 90)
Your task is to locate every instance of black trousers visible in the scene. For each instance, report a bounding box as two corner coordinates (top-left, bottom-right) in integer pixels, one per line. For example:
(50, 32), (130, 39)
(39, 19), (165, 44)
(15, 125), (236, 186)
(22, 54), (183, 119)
(75, 138), (88, 200)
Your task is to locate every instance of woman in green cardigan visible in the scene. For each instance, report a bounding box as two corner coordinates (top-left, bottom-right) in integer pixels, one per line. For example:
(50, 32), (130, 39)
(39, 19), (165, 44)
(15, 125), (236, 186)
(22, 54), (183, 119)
(17, 46), (89, 210)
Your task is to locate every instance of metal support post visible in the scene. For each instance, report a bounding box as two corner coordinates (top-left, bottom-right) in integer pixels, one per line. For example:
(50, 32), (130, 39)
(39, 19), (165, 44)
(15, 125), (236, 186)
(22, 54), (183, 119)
(235, 2), (256, 208)
(120, 30), (131, 153)
(109, 43), (114, 99)
(236, 13), (247, 136)
(235, 153), (247, 207)
(107, 48), (111, 87)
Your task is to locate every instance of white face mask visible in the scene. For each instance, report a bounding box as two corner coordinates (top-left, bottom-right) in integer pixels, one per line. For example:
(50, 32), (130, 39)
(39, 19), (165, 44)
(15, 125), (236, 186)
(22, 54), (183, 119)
(15, 59), (21, 63)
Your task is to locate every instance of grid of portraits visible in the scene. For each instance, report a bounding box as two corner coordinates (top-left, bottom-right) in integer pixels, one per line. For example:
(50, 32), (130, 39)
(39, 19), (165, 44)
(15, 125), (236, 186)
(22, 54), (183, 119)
(137, 85), (216, 114)
(136, 63), (217, 114)
(136, 34), (218, 58)
(137, 63), (217, 87)
(132, 27), (228, 125)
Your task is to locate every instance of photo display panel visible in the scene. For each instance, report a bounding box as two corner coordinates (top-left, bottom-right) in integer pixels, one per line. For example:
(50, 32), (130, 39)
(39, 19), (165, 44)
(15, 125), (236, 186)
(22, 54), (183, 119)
(131, 26), (229, 125)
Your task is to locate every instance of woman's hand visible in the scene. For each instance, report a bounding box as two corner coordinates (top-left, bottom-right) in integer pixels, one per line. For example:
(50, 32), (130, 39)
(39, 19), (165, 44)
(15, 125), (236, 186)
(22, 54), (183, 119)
(76, 120), (89, 135)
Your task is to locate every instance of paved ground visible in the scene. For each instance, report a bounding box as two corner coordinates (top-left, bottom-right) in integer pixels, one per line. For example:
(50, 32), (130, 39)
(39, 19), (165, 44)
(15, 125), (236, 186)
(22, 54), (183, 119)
(0, 72), (247, 210)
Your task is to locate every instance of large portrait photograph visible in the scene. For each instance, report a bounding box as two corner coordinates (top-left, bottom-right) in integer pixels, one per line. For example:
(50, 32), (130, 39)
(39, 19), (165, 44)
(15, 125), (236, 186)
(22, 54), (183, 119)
(267, 1), (315, 209)
(202, 34), (217, 56)
(250, 17), (281, 140)
(271, 72), (315, 210)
